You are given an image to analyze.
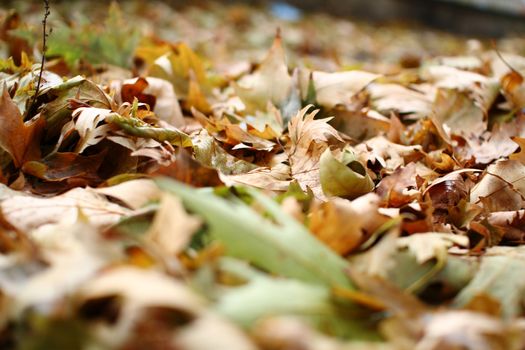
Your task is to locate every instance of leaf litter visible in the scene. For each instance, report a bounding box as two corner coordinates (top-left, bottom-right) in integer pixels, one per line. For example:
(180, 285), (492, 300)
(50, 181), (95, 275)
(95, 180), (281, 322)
(1, 1), (525, 349)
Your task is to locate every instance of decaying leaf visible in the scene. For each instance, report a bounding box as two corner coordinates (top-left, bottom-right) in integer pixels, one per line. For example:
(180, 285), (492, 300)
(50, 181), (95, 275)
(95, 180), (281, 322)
(356, 136), (423, 171)
(70, 107), (115, 153)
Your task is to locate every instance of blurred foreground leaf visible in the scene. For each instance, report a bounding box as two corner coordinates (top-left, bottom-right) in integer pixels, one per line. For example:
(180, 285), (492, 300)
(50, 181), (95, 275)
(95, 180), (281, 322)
(46, 3), (140, 68)
(156, 178), (352, 288)
(215, 258), (380, 339)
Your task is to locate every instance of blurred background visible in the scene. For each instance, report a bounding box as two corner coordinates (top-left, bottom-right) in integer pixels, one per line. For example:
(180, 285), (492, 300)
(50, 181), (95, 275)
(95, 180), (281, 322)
(272, 0), (525, 36)
(5, 0), (525, 37)
(2, 0), (524, 75)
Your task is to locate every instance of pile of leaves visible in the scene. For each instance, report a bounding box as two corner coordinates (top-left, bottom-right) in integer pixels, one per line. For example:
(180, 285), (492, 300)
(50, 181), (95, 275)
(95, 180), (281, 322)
(2, 1), (525, 349)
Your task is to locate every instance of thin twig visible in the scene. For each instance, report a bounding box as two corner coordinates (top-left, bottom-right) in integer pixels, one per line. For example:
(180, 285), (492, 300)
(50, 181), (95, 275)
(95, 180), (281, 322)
(31, 0), (50, 109)
(492, 39), (519, 74)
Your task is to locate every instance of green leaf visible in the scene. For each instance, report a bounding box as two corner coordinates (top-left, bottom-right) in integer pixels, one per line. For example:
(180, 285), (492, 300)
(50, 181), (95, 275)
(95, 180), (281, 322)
(213, 258), (381, 340)
(453, 246), (525, 318)
(46, 3), (140, 68)
(155, 178), (352, 288)
(320, 147), (374, 199)
(215, 258), (332, 326)
(106, 114), (192, 148)
(192, 130), (258, 175)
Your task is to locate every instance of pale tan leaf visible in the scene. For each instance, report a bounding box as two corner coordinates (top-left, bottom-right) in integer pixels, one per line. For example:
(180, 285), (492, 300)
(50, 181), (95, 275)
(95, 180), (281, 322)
(432, 89), (485, 139)
(0, 222), (118, 316)
(470, 159), (525, 212)
(234, 33), (292, 113)
(368, 83), (433, 119)
(459, 115), (525, 164)
(1, 187), (132, 232)
(174, 313), (257, 350)
(423, 65), (499, 113)
(94, 179), (161, 210)
(417, 311), (525, 350)
(355, 136), (423, 171)
(305, 70), (380, 109)
(220, 163), (291, 192)
(71, 107), (116, 153)
(79, 266), (204, 346)
(145, 193), (202, 255)
(286, 106), (344, 197)
(397, 233), (469, 264)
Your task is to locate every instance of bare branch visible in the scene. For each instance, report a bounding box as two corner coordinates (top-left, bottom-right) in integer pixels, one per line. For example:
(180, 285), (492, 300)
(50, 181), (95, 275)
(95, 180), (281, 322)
(30, 0), (50, 111)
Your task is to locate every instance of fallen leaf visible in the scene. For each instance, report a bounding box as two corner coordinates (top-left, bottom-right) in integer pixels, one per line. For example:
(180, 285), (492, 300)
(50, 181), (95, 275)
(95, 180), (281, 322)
(145, 193), (202, 255)
(397, 233), (469, 264)
(78, 266), (204, 346)
(470, 159), (525, 212)
(287, 105), (344, 198)
(174, 313), (257, 350)
(432, 89), (486, 139)
(422, 65), (499, 113)
(106, 113), (192, 148)
(70, 107), (115, 153)
(156, 178), (352, 287)
(149, 42), (210, 99)
(459, 115), (525, 164)
(22, 151), (105, 184)
(304, 70), (380, 109)
(309, 195), (385, 255)
(119, 77), (185, 127)
(376, 162), (425, 207)
(0, 89), (45, 167)
(368, 83), (433, 119)
(356, 136), (423, 171)
(234, 32), (292, 113)
(94, 179), (161, 209)
(501, 69), (525, 110)
(220, 164), (291, 192)
(454, 246), (525, 318)
(319, 147), (374, 199)
(1, 187), (132, 232)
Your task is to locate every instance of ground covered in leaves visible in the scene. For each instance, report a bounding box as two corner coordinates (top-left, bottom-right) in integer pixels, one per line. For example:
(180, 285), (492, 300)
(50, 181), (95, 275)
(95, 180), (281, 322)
(2, 1), (525, 349)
